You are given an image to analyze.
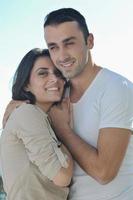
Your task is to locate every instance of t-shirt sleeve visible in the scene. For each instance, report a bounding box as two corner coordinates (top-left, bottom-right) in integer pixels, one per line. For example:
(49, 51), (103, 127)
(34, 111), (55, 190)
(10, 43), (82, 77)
(99, 80), (133, 130)
(13, 104), (68, 180)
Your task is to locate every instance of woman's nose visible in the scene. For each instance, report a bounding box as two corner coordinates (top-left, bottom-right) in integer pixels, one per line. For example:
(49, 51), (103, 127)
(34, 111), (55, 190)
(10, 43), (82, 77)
(48, 72), (58, 83)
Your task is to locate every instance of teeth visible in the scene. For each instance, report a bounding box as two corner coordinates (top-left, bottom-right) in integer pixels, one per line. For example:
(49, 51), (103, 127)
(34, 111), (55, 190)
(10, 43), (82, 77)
(61, 61), (74, 67)
(47, 87), (58, 91)
(64, 63), (72, 67)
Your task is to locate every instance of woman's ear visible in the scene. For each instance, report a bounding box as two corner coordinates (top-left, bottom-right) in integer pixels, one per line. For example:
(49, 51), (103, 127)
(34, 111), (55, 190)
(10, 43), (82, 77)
(24, 85), (30, 92)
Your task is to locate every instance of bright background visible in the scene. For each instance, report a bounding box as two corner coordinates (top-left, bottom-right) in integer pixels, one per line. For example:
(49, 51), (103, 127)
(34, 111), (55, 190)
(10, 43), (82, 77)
(0, 0), (133, 130)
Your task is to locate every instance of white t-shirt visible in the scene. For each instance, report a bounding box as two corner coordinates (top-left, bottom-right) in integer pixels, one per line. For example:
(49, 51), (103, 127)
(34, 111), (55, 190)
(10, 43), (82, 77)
(69, 68), (133, 200)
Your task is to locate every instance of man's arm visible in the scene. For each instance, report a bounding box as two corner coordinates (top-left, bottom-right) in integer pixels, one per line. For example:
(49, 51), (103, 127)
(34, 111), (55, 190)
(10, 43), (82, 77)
(2, 100), (27, 128)
(49, 102), (131, 184)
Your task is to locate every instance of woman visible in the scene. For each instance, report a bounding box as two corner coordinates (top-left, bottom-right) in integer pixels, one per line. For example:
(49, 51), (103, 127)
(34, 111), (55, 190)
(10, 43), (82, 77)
(0, 48), (73, 200)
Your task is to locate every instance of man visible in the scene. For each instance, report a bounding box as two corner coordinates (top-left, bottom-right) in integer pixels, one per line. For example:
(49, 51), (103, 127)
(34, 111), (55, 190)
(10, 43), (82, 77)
(43, 8), (133, 199)
(3, 8), (133, 200)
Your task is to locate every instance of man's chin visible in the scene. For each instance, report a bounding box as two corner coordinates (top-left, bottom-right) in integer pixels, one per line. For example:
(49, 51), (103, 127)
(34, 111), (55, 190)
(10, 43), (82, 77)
(62, 71), (75, 79)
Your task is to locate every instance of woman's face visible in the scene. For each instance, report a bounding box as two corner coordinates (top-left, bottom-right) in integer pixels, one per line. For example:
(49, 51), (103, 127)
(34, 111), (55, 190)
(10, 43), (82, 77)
(27, 56), (65, 111)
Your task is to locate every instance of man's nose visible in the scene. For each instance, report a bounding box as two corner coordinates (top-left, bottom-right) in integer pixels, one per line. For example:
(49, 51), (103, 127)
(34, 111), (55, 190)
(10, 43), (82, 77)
(59, 47), (69, 62)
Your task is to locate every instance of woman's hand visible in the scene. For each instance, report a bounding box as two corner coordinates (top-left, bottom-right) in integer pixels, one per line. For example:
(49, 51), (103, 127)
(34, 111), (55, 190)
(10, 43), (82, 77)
(49, 98), (73, 139)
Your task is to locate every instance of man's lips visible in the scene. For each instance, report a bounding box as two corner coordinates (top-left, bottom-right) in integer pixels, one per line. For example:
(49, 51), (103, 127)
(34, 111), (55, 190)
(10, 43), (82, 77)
(59, 60), (75, 68)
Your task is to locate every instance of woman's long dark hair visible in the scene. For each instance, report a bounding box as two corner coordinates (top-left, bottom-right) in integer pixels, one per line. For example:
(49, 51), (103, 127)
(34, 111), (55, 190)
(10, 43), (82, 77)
(12, 48), (66, 104)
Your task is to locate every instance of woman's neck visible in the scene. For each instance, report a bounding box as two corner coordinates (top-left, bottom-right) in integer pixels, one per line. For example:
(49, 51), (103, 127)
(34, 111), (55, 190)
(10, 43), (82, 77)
(36, 102), (53, 113)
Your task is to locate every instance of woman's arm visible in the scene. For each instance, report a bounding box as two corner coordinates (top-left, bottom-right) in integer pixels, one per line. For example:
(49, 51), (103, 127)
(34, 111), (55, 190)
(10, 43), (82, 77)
(53, 144), (73, 186)
(14, 104), (73, 187)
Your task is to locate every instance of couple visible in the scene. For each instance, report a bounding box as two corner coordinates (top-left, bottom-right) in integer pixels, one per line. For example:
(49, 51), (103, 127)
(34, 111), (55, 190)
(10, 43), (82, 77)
(1, 8), (133, 200)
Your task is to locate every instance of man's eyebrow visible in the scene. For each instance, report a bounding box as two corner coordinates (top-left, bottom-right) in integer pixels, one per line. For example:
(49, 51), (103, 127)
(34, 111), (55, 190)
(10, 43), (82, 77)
(47, 42), (56, 47)
(63, 36), (76, 43)
(47, 36), (76, 47)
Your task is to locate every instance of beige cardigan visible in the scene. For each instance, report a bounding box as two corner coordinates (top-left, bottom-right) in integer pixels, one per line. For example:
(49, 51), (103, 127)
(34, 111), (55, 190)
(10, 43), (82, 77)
(0, 104), (69, 200)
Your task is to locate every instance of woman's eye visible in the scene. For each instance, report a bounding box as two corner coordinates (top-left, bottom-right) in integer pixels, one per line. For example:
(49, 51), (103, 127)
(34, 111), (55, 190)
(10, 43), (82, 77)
(38, 71), (48, 76)
(54, 71), (63, 78)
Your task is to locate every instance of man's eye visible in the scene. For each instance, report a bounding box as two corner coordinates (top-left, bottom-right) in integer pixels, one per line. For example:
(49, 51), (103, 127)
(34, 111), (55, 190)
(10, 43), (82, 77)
(49, 46), (56, 50)
(49, 47), (54, 50)
(66, 42), (74, 46)
(49, 46), (58, 51)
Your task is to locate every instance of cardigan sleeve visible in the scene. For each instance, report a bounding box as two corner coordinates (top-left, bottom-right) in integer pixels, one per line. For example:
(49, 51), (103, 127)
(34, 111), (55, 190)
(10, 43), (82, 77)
(12, 104), (68, 180)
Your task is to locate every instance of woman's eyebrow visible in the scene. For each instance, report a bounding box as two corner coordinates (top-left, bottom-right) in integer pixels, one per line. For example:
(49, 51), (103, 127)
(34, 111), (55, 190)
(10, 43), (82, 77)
(35, 67), (49, 72)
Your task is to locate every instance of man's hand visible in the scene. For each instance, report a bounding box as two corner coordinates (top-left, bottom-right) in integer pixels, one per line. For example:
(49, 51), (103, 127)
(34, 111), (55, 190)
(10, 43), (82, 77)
(2, 100), (27, 128)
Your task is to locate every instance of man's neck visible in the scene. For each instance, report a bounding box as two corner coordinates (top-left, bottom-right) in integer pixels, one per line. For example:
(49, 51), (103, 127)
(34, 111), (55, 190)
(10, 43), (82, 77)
(70, 64), (102, 103)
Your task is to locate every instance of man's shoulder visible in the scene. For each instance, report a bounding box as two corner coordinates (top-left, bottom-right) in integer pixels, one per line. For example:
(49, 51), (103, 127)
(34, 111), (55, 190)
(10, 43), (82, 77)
(102, 68), (133, 89)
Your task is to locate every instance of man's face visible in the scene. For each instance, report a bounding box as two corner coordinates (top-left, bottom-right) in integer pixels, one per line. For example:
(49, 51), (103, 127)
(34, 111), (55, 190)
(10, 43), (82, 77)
(44, 21), (93, 79)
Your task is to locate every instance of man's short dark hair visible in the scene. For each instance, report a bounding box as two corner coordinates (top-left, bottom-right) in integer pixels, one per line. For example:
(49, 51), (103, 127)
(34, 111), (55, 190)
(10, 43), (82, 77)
(44, 8), (89, 43)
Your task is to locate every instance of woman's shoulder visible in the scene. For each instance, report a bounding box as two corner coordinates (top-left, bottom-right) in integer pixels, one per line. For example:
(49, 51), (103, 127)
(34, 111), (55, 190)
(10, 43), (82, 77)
(8, 103), (48, 130)
(13, 103), (46, 115)
(10, 103), (47, 123)
(11, 103), (36, 117)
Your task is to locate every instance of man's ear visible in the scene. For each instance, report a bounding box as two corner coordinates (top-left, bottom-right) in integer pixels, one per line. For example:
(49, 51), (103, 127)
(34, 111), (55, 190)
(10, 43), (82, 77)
(87, 33), (94, 49)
